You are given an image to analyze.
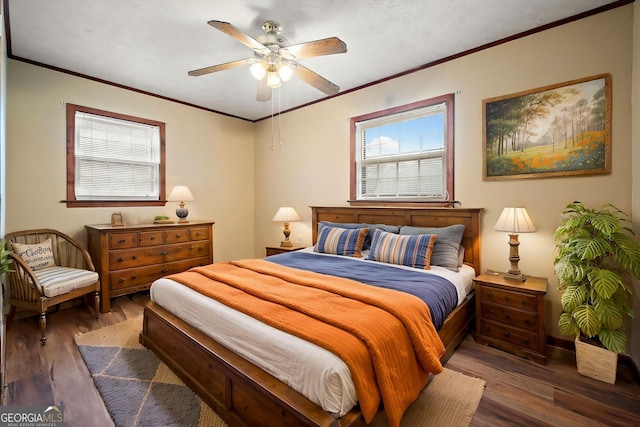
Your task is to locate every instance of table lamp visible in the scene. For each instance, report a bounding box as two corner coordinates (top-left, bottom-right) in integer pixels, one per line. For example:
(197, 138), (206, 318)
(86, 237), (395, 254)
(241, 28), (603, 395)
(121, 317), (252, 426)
(168, 186), (195, 223)
(272, 207), (301, 247)
(494, 207), (536, 282)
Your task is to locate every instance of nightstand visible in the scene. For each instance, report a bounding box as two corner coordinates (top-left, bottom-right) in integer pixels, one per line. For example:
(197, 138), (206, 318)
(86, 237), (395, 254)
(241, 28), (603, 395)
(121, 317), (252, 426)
(265, 245), (306, 256)
(474, 273), (548, 364)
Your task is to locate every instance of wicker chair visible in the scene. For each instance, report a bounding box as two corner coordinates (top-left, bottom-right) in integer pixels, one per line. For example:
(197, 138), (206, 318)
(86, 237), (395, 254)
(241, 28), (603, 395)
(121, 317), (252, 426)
(5, 229), (100, 345)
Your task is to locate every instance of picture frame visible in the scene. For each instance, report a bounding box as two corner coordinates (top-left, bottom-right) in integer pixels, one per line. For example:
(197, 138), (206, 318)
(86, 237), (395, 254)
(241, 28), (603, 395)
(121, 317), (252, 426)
(483, 73), (611, 180)
(111, 212), (125, 227)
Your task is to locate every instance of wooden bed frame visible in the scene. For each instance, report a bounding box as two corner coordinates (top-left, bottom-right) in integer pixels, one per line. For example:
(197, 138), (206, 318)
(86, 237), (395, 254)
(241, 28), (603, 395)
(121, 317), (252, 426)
(140, 206), (482, 427)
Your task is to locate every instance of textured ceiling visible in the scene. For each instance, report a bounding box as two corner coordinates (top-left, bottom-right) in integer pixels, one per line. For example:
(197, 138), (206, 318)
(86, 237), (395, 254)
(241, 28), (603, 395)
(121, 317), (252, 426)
(6, 0), (622, 121)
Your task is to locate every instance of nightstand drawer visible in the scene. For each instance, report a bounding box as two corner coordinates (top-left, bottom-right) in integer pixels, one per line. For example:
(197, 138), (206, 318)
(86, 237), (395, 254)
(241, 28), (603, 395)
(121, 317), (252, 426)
(480, 302), (539, 332)
(478, 319), (539, 351)
(478, 286), (536, 311)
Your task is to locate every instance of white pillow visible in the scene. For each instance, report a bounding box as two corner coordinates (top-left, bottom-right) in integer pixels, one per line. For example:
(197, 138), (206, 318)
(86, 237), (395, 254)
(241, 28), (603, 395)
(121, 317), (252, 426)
(12, 238), (56, 270)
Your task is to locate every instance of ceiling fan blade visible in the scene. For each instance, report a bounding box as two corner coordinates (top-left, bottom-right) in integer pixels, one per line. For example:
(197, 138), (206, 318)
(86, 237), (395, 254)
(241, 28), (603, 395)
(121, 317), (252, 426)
(280, 37), (347, 60)
(188, 58), (252, 76)
(208, 20), (271, 56)
(294, 64), (340, 96)
(257, 77), (272, 102)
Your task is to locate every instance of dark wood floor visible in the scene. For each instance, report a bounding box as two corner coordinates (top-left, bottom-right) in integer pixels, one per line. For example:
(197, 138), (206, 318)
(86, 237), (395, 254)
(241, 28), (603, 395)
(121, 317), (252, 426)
(4, 294), (640, 427)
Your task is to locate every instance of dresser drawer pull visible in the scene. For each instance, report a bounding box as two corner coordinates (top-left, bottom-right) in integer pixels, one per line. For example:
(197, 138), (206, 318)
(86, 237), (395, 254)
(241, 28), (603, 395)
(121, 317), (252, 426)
(118, 239), (125, 244)
(196, 232), (201, 237)
(119, 277), (125, 283)
(198, 246), (203, 252)
(118, 257), (125, 262)
(176, 233), (182, 238)
(487, 292), (494, 297)
(131, 274), (137, 280)
(523, 319), (529, 324)
(132, 255), (137, 260)
(523, 338), (530, 344)
(151, 236), (155, 240)
(504, 296), (510, 301)
(161, 269), (169, 274)
(522, 301), (528, 305)
(160, 250), (168, 255)
(503, 332), (510, 337)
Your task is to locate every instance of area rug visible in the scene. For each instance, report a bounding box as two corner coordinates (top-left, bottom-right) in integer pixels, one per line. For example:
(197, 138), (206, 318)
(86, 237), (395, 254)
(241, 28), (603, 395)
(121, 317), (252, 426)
(75, 318), (485, 427)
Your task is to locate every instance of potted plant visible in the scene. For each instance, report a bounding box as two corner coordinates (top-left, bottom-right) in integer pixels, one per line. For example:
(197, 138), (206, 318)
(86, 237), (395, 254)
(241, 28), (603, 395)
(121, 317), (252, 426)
(554, 202), (640, 383)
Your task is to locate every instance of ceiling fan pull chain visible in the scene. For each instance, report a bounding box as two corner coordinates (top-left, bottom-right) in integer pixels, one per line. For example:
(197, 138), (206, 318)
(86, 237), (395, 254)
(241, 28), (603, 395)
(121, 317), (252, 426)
(271, 93), (275, 151)
(278, 88), (283, 148)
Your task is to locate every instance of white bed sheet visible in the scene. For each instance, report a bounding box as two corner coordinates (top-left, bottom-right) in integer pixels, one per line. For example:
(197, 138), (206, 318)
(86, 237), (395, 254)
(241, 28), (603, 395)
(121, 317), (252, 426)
(150, 250), (475, 417)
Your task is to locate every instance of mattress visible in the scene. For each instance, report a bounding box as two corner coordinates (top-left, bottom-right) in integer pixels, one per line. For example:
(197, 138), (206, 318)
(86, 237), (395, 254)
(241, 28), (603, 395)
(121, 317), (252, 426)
(150, 249), (475, 416)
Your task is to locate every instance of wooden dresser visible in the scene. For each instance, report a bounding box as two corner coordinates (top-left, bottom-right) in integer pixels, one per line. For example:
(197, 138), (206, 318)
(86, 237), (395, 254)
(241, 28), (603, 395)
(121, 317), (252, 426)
(86, 221), (214, 313)
(474, 273), (548, 364)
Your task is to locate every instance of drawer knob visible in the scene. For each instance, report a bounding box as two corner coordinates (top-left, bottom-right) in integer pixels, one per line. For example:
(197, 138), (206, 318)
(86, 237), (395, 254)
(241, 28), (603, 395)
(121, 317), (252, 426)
(118, 257), (125, 262)
(161, 269), (169, 274)
(522, 301), (527, 305)
(150, 236), (155, 240)
(487, 292), (494, 297)
(504, 315), (510, 320)
(503, 332), (510, 337)
(196, 232), (201, 236)
(118, 239), (125, 244)
(132, 255), (137, 260)
(119, 277), (125, 283)
(523, 319), (529, 324)
(160, 250), (168, 255)
(176, 233), (181, 238)
(198, 246), (203, 252)
(524, 338), (530, 343)
(504, 296), (510, 301)
(131, 274), (137, 280)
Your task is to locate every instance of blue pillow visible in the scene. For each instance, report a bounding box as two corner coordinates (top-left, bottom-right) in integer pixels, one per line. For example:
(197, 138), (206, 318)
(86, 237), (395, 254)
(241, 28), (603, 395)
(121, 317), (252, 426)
(367, 229), (436, 270)
(314, 225), (369, 257)
(318, 221), (400, 249)
(399, 224), (465, 271)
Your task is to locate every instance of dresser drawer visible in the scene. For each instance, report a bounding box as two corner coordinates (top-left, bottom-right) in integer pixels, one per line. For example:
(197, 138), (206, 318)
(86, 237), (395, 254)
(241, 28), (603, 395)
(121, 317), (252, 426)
(480, 302), (538, 332)
(109, 257), (210, 291)
(109, 233), (138, 249)
(189, 227), (210, 241)
(478, 286), (536, 311)
(165, 229), (189, 244)
(478, 319), (539, 351)
(109, 242), (210, 270)
(138, 231), (164, 247)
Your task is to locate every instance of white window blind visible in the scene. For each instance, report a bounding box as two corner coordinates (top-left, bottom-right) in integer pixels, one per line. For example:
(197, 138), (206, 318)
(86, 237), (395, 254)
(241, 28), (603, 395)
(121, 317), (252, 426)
(355, 102), (448, 201)
(74, 111), (161, 200)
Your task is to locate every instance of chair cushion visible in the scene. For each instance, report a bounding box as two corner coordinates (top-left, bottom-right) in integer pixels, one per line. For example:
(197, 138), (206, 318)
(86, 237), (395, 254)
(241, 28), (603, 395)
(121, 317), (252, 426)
(34, 266), (99, 298)
(12, 238), (56, 270)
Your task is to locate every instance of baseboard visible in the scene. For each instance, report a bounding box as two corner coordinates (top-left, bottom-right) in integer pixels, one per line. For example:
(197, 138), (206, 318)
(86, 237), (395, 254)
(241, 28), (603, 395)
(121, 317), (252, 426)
(547, 335), (640, 383)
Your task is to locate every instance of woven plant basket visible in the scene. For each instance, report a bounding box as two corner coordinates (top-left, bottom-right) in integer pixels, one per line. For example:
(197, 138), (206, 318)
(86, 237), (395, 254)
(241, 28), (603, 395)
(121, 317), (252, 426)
(575, 336), (618, 384)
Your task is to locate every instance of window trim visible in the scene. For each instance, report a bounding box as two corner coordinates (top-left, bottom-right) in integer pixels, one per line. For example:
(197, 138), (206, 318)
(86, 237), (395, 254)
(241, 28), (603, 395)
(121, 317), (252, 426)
(64, 103), (166, 208)
(349, 93), (455, 206)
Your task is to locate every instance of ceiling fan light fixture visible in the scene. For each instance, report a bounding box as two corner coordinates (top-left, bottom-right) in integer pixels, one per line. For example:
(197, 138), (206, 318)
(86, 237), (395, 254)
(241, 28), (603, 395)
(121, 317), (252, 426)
(250, 61), (267, 80)
(267, 70), (281, 88)
(278, 62), (295, 82)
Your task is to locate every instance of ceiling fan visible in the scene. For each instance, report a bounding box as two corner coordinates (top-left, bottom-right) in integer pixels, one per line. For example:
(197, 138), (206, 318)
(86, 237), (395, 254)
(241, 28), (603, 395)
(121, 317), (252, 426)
(188, 20), (347, 102)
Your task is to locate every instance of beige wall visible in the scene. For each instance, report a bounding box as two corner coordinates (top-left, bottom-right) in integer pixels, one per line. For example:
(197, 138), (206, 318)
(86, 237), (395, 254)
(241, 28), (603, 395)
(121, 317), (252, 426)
(6, 60), (256, 262)
(254, 6), (634, 341)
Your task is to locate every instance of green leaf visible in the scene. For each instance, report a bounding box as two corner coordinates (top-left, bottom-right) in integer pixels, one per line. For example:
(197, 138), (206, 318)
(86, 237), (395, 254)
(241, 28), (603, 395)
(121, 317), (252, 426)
(588, 268), (622, 299)
(558, 312), (579, 336)
(593, 296), (623, 329)
(598, 327), (627, 353)
(573, 304), (601, 337)
(560, 284), (587, 312)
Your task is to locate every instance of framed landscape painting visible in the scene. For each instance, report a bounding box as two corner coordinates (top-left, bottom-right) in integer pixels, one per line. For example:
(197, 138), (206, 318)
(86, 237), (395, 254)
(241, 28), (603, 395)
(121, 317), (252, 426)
(483, 74), (611, 180)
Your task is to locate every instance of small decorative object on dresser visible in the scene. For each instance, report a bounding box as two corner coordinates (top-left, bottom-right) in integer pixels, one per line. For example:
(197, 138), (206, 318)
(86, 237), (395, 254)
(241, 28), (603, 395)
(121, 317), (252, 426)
(265, 245), (305, 257)
(86, 221), (214, 313)
(474, 273), (548, 364)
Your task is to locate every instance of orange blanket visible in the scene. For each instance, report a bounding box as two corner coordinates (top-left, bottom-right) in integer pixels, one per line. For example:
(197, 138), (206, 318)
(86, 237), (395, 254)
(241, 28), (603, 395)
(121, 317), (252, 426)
(167, 259), (445, 427)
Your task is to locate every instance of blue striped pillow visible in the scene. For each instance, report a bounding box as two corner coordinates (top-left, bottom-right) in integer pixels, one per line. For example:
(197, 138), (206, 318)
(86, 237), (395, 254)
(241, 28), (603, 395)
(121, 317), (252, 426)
(314, 225), (369, 257)
(367, 228), (437, 269)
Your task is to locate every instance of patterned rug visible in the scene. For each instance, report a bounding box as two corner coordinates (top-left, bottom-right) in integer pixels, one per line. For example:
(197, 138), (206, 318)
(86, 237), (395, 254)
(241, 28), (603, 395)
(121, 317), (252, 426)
(75, 317), (485, 427)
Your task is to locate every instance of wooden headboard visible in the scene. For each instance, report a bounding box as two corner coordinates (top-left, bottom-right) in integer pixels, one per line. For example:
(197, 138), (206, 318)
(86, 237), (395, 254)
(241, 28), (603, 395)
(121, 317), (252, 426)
(311, 206), (483, 275)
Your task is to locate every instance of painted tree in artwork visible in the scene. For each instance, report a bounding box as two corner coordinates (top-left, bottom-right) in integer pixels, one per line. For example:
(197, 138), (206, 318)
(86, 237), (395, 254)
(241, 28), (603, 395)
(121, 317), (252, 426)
(484, 77), (608, 178)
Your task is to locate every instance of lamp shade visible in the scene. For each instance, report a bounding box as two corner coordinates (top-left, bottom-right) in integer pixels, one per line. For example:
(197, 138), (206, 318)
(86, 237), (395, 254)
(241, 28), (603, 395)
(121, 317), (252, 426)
(494, 207), (536, 233)
(272, 207), (301, 222)
(167, 186), (195, 202)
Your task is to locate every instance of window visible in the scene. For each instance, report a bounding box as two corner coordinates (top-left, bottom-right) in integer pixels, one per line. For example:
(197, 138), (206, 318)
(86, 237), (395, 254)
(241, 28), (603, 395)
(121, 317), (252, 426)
(65, 104), (166, 207)
(350, 94), (454, 205)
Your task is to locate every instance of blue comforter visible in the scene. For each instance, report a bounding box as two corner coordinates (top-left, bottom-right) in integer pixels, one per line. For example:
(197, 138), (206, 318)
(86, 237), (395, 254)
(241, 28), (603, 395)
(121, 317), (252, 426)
(266, 251), (458, 330)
